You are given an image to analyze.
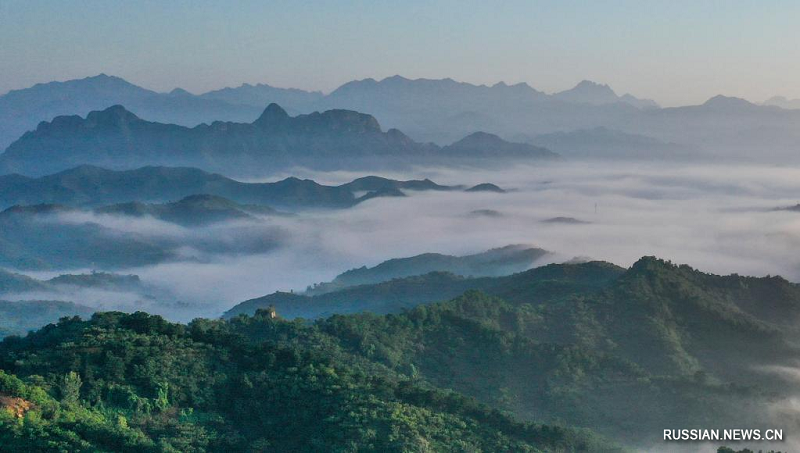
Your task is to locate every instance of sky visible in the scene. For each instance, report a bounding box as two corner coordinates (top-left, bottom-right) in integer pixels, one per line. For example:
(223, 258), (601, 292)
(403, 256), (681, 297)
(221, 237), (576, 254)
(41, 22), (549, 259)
(1, 0), (799, 106)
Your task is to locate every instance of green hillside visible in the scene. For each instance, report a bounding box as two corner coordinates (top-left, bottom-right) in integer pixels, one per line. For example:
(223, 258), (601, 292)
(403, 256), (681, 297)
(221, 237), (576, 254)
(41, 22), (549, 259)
(224, 257), (800, 446)
(0, 312), (619, 452)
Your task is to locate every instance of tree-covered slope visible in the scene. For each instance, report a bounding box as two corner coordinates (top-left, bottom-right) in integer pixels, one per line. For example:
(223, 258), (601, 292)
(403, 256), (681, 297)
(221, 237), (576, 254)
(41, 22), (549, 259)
(222, 257), (800, 447)
(2, 256), (798, 449)
(225, 260), (624, 319)
(0, 312), (619, 452)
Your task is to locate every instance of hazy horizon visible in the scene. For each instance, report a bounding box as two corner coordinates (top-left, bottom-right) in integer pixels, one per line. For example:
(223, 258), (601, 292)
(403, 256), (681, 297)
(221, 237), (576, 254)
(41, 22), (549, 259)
(2, 0), (799, 106)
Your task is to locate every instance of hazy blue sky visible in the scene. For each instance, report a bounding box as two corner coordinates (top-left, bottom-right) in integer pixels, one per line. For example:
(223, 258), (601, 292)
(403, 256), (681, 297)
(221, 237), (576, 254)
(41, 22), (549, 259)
(1, 0), (798, 106)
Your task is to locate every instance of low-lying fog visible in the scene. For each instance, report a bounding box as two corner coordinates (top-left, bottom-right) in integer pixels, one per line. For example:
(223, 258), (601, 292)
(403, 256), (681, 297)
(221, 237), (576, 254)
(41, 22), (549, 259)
(8, 160), (800, 322)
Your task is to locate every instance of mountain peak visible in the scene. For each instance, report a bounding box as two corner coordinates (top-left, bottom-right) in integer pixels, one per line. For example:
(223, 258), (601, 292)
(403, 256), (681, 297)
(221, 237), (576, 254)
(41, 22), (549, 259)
(702, 95), (756, 109)
(457, 131), (504, 144)
(84, 105), (140, 126)
(566, 80), (616, 96)
(383, 75), (411, 83)
(575, 79), (611, 89)
(552, 80), (619, 105)
(168, 88), (193, 97)
(444, 131), (559, 159)
(254, 103), (290, 126)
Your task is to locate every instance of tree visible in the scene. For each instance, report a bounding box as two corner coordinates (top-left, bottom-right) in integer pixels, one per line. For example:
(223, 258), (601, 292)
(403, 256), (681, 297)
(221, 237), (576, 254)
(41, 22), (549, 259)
(60, 371), (82, 405)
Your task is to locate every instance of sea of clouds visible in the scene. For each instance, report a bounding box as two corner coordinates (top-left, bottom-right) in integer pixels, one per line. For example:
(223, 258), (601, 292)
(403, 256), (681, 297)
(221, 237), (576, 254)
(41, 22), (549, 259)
(5, 160), (800, 322)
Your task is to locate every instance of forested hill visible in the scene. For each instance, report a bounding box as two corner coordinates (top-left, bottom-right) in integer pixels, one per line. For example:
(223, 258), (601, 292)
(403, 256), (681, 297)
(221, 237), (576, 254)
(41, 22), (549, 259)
(224, 259), (627, 319)
(221, 257), (800, 447)
(2, 257), (799, 449)
(0, 311), (620, 452)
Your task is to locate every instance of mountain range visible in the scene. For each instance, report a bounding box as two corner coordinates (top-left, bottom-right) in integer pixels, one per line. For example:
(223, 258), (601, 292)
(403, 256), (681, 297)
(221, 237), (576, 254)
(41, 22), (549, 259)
(0, 103), (556, 176)
(0, 165), (490, 211)
(304, 244), (549, 296)
(0, 74), (660, 151)
(763, 95), (800, 109)
(4, 74), (800, 162)
(95, 194), (285, 227)
(527, 126), (693, 160)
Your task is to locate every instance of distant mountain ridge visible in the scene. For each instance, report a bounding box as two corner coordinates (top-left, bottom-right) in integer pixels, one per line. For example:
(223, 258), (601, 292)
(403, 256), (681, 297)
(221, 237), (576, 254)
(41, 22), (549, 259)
(305, 244), (549, 295)
(764, 95), (800, 109)
(0, 103), (435, 176)
(0, 74), (265, 150)
(442, 131), (557, 159)
(0, 165), (493, 210)
(95, 194), (283, 226)
(0, 104), (556, 176)
(528, 126), (693, 159)
(552, 80), (659, 109)
(0, 74), (655, 151)
(6, 74), (800, 160)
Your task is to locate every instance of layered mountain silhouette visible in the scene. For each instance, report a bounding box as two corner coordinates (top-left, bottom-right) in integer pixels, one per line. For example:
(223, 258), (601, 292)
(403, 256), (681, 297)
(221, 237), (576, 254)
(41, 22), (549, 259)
(0, 74), (267, 150)
(304, 244), (548, 295)
(764, 95), (800, 109)
(95, 194), (284, 226)
(0, 104), (430, 175)
(199, 82), (323, 109)
(0, 104), (557, 176)
(441, 131), (556, 159)
(0, 74), (653, 150)
(552, 80), (658, 109)
(0, 300), (95, 338)
(0, 165), (488, 210)
(528, 126), (692, 159)
(5, 74), (800, 162)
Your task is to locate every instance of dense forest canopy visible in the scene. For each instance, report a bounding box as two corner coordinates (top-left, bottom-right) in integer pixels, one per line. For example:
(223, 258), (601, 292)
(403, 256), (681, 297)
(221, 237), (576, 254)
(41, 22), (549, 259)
(1, 257), (798, 451)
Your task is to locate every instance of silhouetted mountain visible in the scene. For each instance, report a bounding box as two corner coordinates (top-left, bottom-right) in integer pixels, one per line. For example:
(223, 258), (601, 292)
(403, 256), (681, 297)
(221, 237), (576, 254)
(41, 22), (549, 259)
(325, 76), (546, 114)
(466, 183), (506, 193)
(528, 126), (693, 159)
(321, 78), (800, 158)
(96, 194), (282, 226)
(0, 104), (442, 176)
(441, 131), (558, 159)
(553, 80), (659, 109)
(0, 103), (563, 176)
(0, 300), (95, 337)
(0, 74), (265, 150)
(0, 269), (44, 293)
(625, 95), (800, 159)
(699, 95), (761, 111)
(305, 245), (548, 295)
(7, 74), (800, 162)
(0, 268), (144, 297)
(340, 176), (454, 192)
(468, 209), (503, 217)
(200, 82), (323, 110)
(0, 165), (485, 211)
(542, 217), (590, 224)
(764, 95), (800, 109)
